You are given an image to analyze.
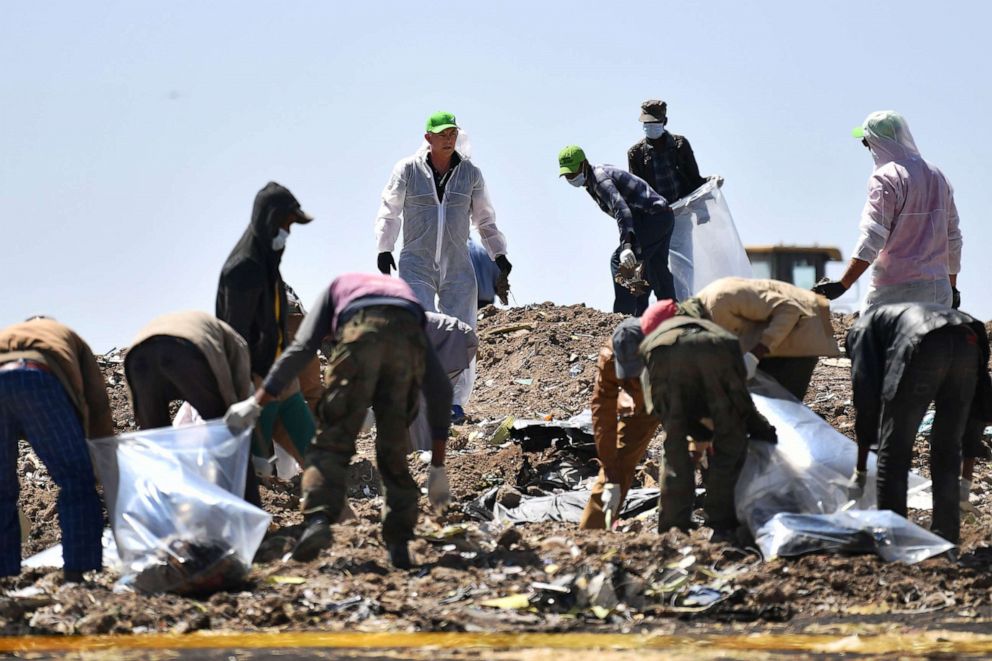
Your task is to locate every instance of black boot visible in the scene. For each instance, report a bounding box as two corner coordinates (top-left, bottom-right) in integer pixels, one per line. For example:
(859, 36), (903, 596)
(292, 515), (332, 562)
(63, 570), (84, 584)
(387, 542), (412, 569)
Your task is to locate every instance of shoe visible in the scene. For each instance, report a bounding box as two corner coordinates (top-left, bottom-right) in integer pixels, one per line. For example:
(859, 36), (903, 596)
(387, 542), (412, 569)
(451, 405), (466, 425)
(291, 516), (332, 562)
(63, 570), (84, 584)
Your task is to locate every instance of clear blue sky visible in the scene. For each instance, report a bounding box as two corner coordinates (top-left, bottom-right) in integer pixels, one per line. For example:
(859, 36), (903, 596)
(3, 1), (990, 350)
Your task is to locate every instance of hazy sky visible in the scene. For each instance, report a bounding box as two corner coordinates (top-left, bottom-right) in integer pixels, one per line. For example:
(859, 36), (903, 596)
(3, 1), (990, 350)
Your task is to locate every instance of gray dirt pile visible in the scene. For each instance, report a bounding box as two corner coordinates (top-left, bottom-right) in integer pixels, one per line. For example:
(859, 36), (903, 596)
(5, 303), (992, 637)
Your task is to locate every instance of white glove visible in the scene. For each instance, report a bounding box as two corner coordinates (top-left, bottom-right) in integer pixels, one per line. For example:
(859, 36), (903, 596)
(427, 465), (451, 513)
(847, 469), (867, 501)
(224, 396), (262, 433)
(602, 482), (621, 528)
(742, 352), (759, 380)
(960, 479), (975, 512)
(619, 245), (636, 268)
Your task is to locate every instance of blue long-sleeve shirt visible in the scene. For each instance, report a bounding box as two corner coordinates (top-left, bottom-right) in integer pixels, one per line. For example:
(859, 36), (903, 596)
(468, 238), (501, 305)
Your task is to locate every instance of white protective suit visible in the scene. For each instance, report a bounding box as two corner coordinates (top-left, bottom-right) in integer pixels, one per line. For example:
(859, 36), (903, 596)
(851, 111), (961, 310)
(375, 144), (506, 407)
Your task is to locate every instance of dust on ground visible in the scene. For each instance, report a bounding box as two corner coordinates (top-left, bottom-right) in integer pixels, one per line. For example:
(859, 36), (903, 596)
(5, 303), (992, 639)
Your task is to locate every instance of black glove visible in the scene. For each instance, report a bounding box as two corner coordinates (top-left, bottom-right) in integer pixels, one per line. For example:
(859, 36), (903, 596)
(812, 280), (847, 301)
(377, 252), (396, 275)
(495, 255), (512, 275)
(952, 287), (961, 309)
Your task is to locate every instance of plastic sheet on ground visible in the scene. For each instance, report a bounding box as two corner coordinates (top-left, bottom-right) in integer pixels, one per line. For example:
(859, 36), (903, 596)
(757, 510), (953, 562)
(491, 488), (659, 524)
(88, 421), (271, 594)
(509, 410), (595, 454)
(22, 528), (122, 573)
(669, 178), (753, 301)
(739, 373), (946, 563)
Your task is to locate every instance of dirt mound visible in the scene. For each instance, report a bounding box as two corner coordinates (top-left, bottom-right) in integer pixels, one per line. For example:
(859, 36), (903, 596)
(6, 303), (992, 637)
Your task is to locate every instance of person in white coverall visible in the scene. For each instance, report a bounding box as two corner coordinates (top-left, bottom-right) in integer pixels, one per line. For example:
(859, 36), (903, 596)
(375, 111), (510, 423)
(813, 111), (962, 311)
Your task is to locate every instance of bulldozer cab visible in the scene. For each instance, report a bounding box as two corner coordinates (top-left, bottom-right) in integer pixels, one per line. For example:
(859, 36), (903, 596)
(745, 245), (842, 289)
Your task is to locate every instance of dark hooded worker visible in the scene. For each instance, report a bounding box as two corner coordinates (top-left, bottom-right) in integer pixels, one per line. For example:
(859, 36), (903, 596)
(639, 300), (776, 541)
(0, 317), (113, 583)
(216, 182), (315, 465)
(580, 318), (658, 530)
(124, 310), (261, 506)
(225, 273), (454, 569)
(558, 145), (676, 316)
(846, 303), (991, 544)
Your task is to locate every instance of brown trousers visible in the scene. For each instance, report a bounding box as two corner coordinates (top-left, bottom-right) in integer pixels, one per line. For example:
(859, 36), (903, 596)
(580, 345), (659, 529)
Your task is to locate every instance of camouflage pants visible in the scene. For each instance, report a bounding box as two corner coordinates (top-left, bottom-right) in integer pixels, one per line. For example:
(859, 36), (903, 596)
(301, 307), (426, 544)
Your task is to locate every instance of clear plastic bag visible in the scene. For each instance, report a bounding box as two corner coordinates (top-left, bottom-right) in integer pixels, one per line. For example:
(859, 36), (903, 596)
(737, 373), (945, 564)
(757, 510), (953, 563)
(88, 421), (271, 594)
(668, 178), (753, 301)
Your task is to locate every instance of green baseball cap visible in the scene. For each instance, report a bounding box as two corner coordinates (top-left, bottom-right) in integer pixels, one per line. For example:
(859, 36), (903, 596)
(426, 111), (458, 133)
(558, 145), (586, 176)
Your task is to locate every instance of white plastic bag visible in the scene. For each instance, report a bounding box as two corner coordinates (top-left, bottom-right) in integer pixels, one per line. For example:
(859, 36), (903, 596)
(88, 421), (270, 594)
(668, 178), (752, 300)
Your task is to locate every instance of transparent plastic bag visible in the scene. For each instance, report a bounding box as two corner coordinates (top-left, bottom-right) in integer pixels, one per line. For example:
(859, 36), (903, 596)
(668, 178), (752, 301)
(88, 421), (271, 594)
(737, 373), (941, 563)
(757, 510), (953, 563)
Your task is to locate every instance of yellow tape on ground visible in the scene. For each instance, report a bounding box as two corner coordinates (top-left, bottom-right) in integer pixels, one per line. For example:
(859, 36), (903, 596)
(2, 631), (992, 655)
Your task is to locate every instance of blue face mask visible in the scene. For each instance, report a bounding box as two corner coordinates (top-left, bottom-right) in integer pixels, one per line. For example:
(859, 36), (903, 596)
(567, 171), (586, 187)
(643, 123), (666, 140)
(272, 228), (289, 251)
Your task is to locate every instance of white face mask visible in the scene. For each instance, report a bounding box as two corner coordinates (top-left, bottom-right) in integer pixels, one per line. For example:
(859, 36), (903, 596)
(567, 171), (586, 187)
(643, 122), (666, 140)
(272, 228), (289, 251)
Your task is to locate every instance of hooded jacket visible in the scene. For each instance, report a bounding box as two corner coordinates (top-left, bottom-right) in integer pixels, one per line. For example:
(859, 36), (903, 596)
(217, 182), (302, 377)
(846, 303), (992, 451)
(851, 112), (961, 287)
(692, 277), (840, 358)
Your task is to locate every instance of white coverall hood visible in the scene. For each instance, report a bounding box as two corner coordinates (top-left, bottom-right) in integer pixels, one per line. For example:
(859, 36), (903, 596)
(859, 110), (921, 167)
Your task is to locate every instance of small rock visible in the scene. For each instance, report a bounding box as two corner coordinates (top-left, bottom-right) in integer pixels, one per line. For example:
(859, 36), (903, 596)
(496, 528), (523, 549)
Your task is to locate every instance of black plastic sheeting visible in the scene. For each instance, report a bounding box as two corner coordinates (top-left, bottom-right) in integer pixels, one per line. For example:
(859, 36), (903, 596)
(466, 486), (659, 524)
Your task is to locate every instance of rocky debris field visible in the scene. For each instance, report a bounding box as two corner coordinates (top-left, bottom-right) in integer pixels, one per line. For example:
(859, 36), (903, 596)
(5, 303), (992, 638)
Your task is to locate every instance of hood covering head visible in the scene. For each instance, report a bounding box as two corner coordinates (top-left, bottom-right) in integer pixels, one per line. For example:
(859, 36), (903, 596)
(223, 182), (305, 275)
(217, 182), (307, 376)
(855, 111), (921, 167)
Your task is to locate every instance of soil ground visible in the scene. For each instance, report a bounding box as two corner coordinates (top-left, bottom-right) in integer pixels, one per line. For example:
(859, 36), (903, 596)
(5, 303), (992, 650)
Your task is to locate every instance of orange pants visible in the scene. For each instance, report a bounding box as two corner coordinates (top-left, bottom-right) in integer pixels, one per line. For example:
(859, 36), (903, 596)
(580, 411), (659, 529)
(580, 345), (661, 529)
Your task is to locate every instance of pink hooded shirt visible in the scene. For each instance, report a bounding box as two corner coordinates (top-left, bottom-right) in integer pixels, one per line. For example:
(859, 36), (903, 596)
(851, 112), (961, 287)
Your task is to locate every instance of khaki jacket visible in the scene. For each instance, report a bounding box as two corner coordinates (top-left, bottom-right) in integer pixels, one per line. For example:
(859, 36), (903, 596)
(0, 319), (114, 438)
(127, 311), (252, 407)
(694, 277), (840, 358)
